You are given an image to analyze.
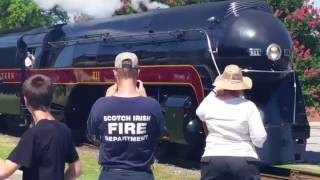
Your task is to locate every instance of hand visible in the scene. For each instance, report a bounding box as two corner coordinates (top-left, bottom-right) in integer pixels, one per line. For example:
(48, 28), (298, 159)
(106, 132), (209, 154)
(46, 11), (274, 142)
(105, 84), (117, 97)
(213, 87), (223, 96)
(136, 80), (147, 97)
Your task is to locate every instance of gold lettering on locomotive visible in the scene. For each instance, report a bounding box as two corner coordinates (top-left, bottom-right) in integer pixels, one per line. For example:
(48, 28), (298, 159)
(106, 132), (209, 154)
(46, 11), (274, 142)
(92, 71), (100, 81)
(0, 72), (14, 80)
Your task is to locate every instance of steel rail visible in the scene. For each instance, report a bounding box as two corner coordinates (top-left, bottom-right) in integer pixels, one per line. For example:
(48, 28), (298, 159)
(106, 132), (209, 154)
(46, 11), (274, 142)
(261, 167), (320, 180)
(261, 173), (291, 180)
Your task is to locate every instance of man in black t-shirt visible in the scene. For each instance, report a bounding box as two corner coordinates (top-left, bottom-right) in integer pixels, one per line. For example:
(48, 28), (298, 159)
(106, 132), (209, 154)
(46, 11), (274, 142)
(87, 52), (165, 180)
(0, 74), (81, 180)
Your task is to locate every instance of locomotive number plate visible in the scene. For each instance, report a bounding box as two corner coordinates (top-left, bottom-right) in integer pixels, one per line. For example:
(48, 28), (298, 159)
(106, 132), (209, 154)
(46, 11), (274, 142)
(248, 48), (261, 56)
(92, 71), (100, 81)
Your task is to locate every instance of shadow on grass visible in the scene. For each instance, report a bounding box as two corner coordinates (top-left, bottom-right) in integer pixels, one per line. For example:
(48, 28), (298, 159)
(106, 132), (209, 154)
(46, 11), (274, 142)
(0, 125), (27, 138)
(155, 142), (201, 170)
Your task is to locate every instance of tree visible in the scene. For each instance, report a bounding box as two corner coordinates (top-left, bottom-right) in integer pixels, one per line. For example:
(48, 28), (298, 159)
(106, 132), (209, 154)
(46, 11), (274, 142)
(268, 0), (320, 119)
(0, 0), (67, 32)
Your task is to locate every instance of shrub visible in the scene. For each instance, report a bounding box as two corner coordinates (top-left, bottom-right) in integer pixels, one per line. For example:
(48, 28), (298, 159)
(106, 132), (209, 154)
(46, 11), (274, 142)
(269, 0), (320, 118)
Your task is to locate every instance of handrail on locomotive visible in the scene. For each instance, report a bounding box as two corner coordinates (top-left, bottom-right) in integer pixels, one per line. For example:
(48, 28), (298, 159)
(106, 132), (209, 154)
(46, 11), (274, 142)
(47, 28), (222, 74)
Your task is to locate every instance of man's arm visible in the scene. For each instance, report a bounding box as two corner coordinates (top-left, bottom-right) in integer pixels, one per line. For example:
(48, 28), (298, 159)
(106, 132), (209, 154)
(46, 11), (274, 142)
(0, 158), (20, 180)
(64, 160), (81, 180)
(105, 84), (117, 97)
(24, 57), (33, 68)
(136, 80), (147, 97)
(196, 92), (214, 121)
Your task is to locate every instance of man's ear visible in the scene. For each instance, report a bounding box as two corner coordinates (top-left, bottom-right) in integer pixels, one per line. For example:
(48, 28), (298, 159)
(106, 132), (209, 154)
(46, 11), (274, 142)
(113, 69), (118, 79)
(23, 96), (32, 111)
(137, 69), (140, 77)
(112, 69), (118, 77)
(23, 96), (28, 106)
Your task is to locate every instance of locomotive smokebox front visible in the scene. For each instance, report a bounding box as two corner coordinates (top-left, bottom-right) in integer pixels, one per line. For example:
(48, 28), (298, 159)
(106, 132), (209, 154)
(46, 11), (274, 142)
(218, 8), (292, 71)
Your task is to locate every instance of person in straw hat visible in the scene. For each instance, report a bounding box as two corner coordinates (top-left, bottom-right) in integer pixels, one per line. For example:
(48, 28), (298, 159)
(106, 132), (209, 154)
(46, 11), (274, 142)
(196, 64), (267, 180)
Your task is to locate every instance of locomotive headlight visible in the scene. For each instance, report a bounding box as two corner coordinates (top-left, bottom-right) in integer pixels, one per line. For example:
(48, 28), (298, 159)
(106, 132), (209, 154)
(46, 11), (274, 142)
(266, 44), (282, 61)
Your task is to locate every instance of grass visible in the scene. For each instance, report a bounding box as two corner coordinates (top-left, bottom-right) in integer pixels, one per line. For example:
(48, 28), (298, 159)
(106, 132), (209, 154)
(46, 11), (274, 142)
(0, 134), (199, 180)
(77, 150), (100, 180)
(153, 163), (199, 180)
(78, 150), (199, 180)
(1, 134), (320, 180)
(2, 134), (320, 179)
(0, 141), (14, 158)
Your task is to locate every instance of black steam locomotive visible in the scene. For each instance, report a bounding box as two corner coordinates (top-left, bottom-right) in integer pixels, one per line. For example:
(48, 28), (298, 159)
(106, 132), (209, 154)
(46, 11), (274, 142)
(0, 0), (309, 164)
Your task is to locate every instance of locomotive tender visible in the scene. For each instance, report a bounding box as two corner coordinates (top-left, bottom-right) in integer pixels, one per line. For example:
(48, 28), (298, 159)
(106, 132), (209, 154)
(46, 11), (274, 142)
(0, 0), (309, 164)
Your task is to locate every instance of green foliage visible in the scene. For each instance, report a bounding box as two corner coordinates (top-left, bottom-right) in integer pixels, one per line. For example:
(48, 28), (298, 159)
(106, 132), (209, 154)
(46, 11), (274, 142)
(267, 0), (303, 14)
(269, 0), (320, 116)
(0, 0), (67, 32)
(296, 56), (320, 106)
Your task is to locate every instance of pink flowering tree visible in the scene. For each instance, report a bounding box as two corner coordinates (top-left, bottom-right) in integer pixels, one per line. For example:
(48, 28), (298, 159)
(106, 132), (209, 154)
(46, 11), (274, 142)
(268, 0), (320, 119)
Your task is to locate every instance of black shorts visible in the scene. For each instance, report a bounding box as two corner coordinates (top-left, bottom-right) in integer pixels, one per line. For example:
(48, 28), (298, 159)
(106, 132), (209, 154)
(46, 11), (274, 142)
(200, 156), (261, 180)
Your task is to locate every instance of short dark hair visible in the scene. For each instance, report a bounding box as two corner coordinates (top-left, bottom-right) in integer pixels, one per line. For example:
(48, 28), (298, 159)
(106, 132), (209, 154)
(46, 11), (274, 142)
(116, 60), (138, 79)
(22, 74), (53, 109)
(121, 59), (134, 69)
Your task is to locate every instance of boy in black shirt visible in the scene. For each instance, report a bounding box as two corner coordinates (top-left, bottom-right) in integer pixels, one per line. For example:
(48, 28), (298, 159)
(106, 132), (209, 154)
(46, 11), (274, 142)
(0, 74), (81, 180)
(87, 52), (165, 180)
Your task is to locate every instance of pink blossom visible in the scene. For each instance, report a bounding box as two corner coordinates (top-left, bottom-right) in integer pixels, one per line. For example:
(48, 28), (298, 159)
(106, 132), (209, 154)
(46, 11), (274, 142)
(304, 69), (314, 79)
(292, 10), (304, 21)
(285, 8), (289, 14)
(310, 89), (320, 100)
(303, 48), (311, 60)
(307, 19), (319, 28)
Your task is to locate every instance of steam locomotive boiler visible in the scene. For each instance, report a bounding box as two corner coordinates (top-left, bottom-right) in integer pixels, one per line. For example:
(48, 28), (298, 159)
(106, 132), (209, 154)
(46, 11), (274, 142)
(0, 0), (309, 164)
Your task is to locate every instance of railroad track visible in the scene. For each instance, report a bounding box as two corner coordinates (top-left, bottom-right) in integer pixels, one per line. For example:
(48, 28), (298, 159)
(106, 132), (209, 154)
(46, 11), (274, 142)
(261, 166), (320, 180)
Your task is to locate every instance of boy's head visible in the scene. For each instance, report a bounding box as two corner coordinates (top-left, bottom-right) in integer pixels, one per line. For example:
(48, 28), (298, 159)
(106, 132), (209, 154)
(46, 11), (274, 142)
(22, 74), (53, 110)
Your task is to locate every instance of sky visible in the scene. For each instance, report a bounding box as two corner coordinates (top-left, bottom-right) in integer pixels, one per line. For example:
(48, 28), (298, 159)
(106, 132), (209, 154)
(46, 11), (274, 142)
(314, 0), (320, 8)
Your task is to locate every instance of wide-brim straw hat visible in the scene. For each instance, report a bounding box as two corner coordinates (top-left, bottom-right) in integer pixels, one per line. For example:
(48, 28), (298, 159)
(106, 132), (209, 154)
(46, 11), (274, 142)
(213, 64), (252, 90)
